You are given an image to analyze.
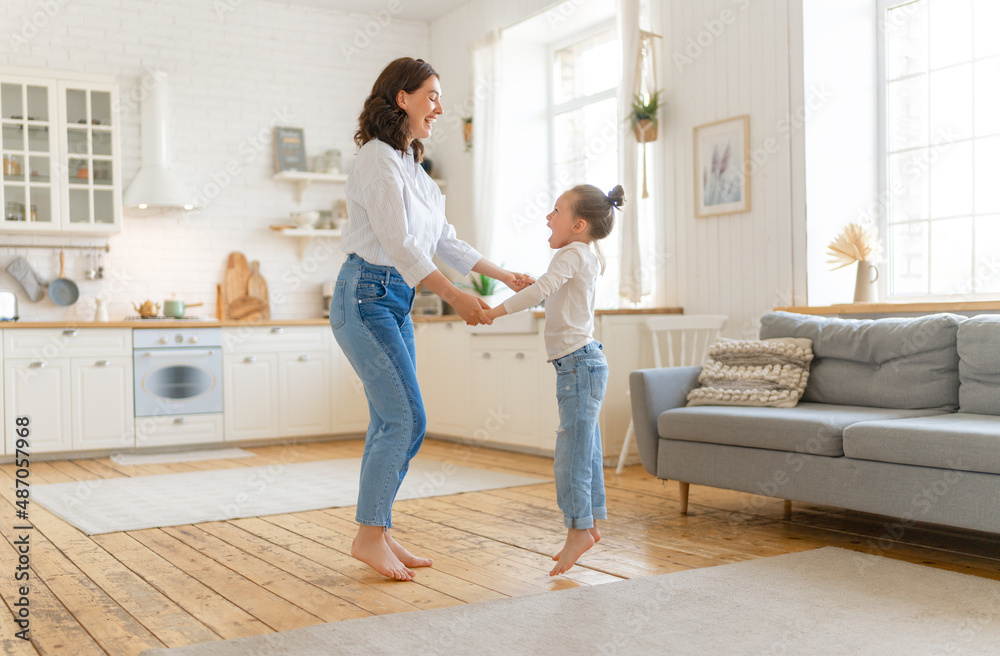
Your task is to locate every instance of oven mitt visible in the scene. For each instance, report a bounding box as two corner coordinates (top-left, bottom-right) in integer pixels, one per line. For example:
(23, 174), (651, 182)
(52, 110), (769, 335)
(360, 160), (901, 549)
(5, 255), (46, 302)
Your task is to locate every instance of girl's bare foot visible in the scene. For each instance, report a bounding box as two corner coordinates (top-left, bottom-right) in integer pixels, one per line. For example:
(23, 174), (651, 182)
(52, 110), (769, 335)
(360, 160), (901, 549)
(351, 525), (414, 581)
(385, 530), (433, 568)
(553, 526), (601, 561)
(549, 528), (597, 576)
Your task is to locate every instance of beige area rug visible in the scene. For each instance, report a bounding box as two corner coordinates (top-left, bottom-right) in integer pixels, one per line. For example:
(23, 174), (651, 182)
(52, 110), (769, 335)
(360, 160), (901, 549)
(110, 447), (255, 466)
(138, 547), (1000, 656)
(29, 458), (547, 535)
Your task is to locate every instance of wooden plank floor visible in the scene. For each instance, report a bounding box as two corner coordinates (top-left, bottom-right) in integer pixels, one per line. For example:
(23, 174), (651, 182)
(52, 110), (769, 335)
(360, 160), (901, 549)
(1, 437), (999, 655)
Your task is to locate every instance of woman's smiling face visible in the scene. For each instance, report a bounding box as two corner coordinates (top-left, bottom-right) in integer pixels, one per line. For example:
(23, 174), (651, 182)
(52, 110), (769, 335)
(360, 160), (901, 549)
(398, 76), (442, 145)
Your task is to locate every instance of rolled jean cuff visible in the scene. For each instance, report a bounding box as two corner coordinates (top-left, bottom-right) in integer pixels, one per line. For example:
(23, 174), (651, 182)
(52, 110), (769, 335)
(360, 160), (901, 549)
(593, 506), (607, 521)
(564, 515), (595, 529)
(355, 515), (391, 529)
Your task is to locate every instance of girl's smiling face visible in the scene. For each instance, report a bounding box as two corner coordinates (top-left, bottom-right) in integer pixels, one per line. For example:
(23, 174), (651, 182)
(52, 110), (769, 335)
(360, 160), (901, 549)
(397, 76), (442, 145)
(546, 192), (588, 249)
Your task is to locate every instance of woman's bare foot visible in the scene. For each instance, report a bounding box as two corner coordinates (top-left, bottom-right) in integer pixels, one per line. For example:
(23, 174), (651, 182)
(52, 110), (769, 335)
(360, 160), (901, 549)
(549, 528), (597, 576)
(351, 525), (414, 581)
(552, 526), (601, 561)
(384, 530), (433, 568)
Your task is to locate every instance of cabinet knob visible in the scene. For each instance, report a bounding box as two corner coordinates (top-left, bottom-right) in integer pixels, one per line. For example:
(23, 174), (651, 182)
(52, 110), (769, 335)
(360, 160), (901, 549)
(445, 322), (453, 329)
(299, 354), (312, 362)
(63, 329), (77, 337)
(30, 361), (45, 368)
(96, 360), (110, 367)
(159, 337), (169, 344)
(482, 352), (491, 359)
(515, 352), (525, 359)
(244, 356), (257, 363)
(271, 327), (284, 334)
(173, 417), (187, 425)
(188, 336), (198, 344)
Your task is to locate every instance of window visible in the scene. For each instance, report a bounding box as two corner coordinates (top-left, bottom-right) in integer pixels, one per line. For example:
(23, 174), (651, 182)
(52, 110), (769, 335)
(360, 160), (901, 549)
(880, 0), (1000, 297)
(550, 25), (622, 306)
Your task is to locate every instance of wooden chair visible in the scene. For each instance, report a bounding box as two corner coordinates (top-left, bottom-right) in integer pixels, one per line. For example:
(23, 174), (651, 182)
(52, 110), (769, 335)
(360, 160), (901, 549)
(615, 314), (728, 475)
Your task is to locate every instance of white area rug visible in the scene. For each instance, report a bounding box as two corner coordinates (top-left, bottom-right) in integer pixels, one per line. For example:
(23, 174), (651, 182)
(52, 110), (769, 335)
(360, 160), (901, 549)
(110, 447), (255, 466)
(30, 458), (547, 535)
(137, 547), (1000, 656)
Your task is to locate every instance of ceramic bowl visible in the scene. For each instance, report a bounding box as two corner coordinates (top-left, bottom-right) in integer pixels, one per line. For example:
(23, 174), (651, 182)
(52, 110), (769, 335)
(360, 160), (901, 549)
(290, 210), (319, 228)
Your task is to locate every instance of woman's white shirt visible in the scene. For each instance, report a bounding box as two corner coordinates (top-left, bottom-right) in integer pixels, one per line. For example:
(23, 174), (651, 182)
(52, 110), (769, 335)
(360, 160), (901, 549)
(342, 139), (481, 288)
(502, 242), (599, 361)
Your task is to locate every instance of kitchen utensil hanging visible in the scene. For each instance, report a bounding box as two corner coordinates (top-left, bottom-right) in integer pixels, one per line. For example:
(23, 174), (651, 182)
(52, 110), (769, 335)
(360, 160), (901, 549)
(48, 251), (80, 306)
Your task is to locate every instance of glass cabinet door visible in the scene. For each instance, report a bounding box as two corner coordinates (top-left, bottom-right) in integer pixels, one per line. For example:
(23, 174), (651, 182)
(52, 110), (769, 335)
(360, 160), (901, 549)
(1, 78), (59, 230)
(61, 82), (120, 230)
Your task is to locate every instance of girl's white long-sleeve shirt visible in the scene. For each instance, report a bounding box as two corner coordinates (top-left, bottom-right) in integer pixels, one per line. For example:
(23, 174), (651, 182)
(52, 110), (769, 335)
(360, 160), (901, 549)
(341, 139), (482, 288)
(502, 241), (599, 361)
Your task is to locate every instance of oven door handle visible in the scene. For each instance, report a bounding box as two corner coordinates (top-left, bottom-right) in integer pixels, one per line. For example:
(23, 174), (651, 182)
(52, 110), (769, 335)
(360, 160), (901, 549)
(139, 349), (218, 358)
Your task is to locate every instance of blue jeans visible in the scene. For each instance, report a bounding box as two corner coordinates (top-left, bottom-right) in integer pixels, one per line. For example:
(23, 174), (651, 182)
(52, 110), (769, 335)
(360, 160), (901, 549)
(330, 254), (424, 528)
(552, 341), (608, 529)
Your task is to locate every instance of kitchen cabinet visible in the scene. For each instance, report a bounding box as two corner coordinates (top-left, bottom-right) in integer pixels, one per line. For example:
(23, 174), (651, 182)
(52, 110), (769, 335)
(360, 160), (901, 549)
(1, 67), (122, 235)
(330, 345), (369, 434)
(223, 326), (332, 440)
(415, 320), (471, 437)
(71, 355), (134, 450)
(223, 352), (280, 440)
(2, 328), (133, 454)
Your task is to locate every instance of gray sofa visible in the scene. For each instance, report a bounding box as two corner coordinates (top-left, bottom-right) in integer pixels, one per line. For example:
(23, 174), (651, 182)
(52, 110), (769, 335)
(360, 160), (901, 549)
(629, 311), (1000, 534)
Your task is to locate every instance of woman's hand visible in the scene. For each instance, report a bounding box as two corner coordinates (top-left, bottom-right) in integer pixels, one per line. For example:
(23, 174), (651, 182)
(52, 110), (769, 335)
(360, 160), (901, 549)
(503, 271), (535, 292)
(452, 291), (492, 326)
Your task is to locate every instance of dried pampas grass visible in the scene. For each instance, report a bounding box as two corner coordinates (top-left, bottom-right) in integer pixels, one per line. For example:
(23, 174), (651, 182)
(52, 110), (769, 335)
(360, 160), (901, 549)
(827, 222), (882, 270)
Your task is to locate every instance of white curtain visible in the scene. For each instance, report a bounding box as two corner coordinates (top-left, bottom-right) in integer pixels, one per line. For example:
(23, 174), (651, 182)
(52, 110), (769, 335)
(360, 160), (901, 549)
(617, 0), (643, 303)
(471, 30), (503, 260)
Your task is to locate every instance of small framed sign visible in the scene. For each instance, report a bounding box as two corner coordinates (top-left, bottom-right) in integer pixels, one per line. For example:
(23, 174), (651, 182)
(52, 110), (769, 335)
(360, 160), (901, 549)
(274, 127), (307, 173)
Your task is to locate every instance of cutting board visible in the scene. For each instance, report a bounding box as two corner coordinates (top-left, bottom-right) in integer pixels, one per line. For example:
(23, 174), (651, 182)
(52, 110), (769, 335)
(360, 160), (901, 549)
(223, 252), (251, 313)
(247, 260), (270, 319)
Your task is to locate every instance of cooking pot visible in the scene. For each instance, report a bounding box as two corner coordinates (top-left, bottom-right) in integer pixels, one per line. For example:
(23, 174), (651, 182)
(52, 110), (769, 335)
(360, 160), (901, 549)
(163, 299), (204, 318)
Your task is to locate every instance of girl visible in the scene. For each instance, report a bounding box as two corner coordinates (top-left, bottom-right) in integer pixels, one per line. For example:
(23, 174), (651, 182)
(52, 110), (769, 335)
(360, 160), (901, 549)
(486, 184), (624, 576)
(332, 57), (530, 581)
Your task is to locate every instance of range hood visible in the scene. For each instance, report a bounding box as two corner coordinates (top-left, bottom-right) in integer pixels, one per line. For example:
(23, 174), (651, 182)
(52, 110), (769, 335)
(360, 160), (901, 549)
(123, 70), (197, 211)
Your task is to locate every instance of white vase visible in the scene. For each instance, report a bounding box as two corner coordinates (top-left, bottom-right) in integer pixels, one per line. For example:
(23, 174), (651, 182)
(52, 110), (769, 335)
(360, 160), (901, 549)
(853, 261), (879, 303)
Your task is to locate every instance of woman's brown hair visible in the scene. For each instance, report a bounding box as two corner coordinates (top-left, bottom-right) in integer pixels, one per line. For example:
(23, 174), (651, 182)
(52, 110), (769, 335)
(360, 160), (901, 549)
(567, 184), (626, 274)
(354, 57), (438, 162)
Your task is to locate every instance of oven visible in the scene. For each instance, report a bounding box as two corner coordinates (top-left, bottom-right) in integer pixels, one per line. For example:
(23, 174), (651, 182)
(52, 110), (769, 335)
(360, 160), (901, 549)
(133, 328), (223, 417)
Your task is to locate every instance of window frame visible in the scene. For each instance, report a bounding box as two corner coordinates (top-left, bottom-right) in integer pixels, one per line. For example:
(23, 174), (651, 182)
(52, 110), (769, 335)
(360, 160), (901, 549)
(876, 0), (1000, 301)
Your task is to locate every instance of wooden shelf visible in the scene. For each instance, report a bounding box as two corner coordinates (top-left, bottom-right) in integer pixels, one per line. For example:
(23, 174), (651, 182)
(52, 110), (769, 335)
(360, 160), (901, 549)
(273, 171), (348, 203)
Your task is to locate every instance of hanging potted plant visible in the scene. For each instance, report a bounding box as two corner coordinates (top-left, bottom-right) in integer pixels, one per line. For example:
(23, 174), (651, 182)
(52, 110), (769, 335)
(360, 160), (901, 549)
(462, 116), (473, 151)
(629, 90), (663, 143)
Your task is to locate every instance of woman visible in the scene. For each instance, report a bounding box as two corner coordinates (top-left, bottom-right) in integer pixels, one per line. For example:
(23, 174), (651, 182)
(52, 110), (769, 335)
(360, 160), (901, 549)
(331, 57), (530, 580)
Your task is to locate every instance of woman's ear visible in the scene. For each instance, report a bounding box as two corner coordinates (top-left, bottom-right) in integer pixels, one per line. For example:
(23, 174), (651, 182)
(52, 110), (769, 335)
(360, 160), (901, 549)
(396, 89), (407, 110)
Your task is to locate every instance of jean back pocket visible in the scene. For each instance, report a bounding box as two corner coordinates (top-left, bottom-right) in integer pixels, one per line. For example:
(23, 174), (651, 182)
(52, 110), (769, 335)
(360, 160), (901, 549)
(329, 280), (346, 330)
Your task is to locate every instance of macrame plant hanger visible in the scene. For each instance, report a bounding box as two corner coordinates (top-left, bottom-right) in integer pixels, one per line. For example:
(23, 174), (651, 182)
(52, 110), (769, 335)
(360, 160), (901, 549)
(634, 30), (660, 198)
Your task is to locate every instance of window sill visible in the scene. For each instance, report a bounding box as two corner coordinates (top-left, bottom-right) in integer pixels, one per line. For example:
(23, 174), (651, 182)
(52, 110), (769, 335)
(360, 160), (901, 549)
(776, 300), (1000, 316)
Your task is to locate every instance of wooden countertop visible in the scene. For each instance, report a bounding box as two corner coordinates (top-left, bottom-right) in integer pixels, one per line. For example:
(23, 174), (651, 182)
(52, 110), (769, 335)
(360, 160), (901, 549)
(1, 307), (684, 329)
(776, 301), (1000, 315)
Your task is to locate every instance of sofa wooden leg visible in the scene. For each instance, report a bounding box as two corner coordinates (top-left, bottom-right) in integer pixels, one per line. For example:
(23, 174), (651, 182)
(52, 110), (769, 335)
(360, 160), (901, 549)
(783, 499), (792, 520)
(678, 482), (690, 515)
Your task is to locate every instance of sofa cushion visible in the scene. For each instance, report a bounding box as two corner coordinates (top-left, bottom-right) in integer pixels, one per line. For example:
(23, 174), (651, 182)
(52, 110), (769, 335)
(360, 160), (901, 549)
(658, 402), (945, 456)
(686, 337), (813, 408)
(957, 314), (1000, 416)
(843, 413), (1000, 475)
(759, 311), (960, 411)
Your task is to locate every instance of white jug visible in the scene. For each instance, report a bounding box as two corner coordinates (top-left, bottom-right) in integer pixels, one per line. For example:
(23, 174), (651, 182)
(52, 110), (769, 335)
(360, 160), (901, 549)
(94, 298), (109, 322)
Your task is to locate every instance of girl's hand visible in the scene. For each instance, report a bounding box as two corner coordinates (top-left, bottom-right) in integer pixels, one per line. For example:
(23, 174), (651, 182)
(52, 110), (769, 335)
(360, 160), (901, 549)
(452, 291), (492, 326)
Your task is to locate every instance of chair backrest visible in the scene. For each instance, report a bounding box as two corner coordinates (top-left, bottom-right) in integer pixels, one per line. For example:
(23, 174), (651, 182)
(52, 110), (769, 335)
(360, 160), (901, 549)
(646, 315), (728, 368)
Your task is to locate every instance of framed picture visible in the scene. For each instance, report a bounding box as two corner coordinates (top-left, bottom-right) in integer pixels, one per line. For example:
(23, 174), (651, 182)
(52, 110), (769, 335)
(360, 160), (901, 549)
(274, 127), (307, 173)
(693, 115), (750, 218)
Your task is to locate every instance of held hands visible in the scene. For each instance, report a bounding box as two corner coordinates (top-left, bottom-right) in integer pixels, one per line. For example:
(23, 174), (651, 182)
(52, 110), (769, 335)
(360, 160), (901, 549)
(503, 271), (536, 292)
(453, 292), (492, 326)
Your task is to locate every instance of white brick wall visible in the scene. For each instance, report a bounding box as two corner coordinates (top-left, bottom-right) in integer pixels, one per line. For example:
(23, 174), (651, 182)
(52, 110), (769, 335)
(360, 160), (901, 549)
(1, 0), (434, 322)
